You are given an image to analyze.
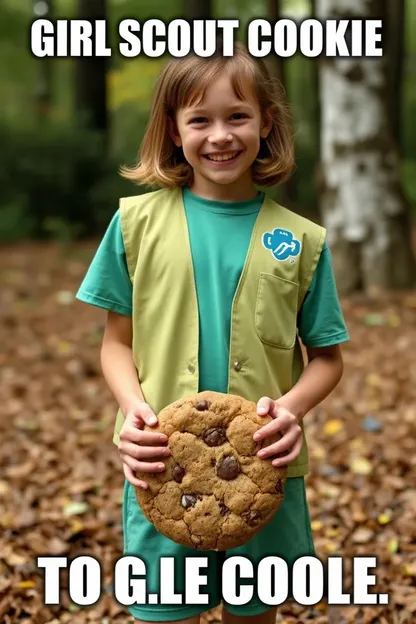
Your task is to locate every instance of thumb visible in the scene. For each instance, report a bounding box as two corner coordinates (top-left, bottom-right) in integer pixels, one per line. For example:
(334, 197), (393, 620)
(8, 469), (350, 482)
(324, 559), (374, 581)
(139, 403), (158, 426)
(256, 396), (275, 416)
(129, 402), (158, 427)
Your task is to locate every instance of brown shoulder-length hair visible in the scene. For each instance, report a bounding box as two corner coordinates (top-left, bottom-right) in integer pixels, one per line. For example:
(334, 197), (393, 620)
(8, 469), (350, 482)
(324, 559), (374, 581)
(121, 42), (295, 188)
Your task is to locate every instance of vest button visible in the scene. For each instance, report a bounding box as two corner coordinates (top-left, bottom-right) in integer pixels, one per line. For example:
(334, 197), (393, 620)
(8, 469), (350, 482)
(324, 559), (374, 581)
(188, 364), (195, 374)
(233, 361), (242, 372)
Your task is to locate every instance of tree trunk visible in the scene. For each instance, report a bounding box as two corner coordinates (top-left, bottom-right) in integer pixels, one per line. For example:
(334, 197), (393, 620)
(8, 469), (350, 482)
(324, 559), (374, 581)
(183, 0), (213, 19)
(385, 0), (405, 151)
(316, 0), (415, 294)
(310, 0), (321, 173)
(266, 0), (297, 207)
(33, 0), (53, 119)
(75, 0), (108, 134)
(266, 0), (285, 86)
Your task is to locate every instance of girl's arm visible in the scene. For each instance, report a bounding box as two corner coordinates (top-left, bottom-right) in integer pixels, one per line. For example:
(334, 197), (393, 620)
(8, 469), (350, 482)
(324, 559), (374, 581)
(100, 310), (145, 416)
(276, 344), (344, 422)
(255, 344), (344, 467)
(101, 311), (170, 488)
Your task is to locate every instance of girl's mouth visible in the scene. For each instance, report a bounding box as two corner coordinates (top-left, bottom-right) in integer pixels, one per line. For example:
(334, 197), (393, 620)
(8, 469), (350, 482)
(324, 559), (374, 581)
(203, 150), (243, 163)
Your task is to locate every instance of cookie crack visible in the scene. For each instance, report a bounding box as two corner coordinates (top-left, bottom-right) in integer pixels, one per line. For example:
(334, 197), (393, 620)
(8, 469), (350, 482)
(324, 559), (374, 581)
(170, 425), (263, 460)
(182, 516), (195, 546)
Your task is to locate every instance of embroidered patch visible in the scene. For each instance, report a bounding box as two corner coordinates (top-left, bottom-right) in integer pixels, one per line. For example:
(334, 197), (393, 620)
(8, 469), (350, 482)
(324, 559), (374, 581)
(262, 228), (301, 261)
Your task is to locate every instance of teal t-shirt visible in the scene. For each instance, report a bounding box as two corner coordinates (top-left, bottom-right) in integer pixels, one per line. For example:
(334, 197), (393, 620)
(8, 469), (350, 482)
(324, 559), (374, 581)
(77, 189), (349, 393)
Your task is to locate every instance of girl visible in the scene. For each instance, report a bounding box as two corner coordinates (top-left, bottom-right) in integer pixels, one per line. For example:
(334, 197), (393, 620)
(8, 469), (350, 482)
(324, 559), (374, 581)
(77, 42), (349, 624)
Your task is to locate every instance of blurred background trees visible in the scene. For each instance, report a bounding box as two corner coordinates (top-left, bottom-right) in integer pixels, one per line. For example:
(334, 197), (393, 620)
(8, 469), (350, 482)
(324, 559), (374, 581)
(317, 0), (415, 292)
(1, 0), (415, 293)
(183, 0), (213, 18)
(75, 0), (108, 134)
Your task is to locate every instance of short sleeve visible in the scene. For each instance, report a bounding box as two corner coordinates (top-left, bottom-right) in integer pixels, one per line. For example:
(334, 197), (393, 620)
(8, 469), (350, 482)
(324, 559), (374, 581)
(298, 243), (349, 347)
(76, 210), (132, 316)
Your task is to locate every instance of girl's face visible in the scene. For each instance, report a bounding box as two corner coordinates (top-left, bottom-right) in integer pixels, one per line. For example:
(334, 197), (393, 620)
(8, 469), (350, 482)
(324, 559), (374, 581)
(171, 72), (272, 201)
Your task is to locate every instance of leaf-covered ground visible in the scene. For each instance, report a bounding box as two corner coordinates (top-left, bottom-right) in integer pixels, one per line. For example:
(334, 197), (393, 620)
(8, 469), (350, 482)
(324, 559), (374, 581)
(1, 243), (415, 624)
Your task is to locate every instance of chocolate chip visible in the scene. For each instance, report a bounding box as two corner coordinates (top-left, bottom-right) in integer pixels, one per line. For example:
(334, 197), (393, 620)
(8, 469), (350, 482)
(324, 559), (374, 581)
(195, 400), (209, 411)
(242, 510), (261, 526)
(203, 427), (227, 447)
(172, 464), (185, 483)
(210, 457), (216, 466)
(181, 494), (197, 509)
(216, 456), (241, 480)
(275, 479), (284, 495)
(219, 502), (230, 517)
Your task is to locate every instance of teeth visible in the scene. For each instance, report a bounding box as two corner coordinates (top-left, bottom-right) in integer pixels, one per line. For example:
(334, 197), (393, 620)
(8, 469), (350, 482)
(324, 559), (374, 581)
(206, 151), (238, 162)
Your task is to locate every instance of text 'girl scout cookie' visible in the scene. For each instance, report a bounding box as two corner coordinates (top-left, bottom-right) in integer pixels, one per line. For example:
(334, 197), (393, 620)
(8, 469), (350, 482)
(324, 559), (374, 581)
(134, 391), (286, 551)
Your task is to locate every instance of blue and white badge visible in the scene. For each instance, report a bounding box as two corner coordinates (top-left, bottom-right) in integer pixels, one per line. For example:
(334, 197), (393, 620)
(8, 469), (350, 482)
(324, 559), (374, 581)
(262, 228), (301, 262)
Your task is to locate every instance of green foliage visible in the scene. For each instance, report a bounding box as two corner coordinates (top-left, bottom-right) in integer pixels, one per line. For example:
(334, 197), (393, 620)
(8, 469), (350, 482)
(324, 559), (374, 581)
(403, 0), (416, 203)
(0, 119), (145, 242)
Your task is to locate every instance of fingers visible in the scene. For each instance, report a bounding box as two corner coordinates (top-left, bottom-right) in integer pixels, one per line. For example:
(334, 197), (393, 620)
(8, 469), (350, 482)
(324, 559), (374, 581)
(123, 454), (167, 475)
(253, 419), (279, 441)
(254, 405), (303, 467)
(120, 427), (168, 446)
(271, 435), (303, 467)
(125, 403), (159, 428)
(257, 425), (302, 459)
(121, 442), (170, 461)
(137, 403), (159, 427)
(256, 396), (276, 417)
(124, 464), (149, 489)
(253, 409), (298, 442)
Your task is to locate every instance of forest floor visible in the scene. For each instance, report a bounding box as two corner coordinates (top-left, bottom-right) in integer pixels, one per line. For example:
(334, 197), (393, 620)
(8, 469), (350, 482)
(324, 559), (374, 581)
(0, 242), (415, 624)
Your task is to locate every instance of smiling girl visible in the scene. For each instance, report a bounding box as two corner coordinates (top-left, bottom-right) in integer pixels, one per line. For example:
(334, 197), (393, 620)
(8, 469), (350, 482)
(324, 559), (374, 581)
(77, 42), (349, 623)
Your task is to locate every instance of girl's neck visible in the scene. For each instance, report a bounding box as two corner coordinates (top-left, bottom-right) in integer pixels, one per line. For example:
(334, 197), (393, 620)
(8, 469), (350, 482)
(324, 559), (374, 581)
(189, 175), (258, 203)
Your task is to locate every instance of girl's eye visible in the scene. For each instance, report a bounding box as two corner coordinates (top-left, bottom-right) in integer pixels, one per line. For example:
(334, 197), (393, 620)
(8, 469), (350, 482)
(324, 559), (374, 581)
(190, 117), (208, 124)
(230, 113), (248, 120)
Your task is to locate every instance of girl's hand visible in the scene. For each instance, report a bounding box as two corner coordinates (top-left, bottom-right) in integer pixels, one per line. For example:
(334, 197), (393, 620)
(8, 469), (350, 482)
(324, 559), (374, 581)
(254, 397), (303, 468)
(118, 402), (170, 489)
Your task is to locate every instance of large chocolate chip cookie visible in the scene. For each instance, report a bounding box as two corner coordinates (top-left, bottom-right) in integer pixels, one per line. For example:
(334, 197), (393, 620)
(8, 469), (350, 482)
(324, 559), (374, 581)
(134, 391), (286, 551)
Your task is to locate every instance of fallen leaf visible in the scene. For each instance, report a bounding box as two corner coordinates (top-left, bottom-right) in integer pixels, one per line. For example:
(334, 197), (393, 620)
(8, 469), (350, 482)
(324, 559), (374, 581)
(361, 415), (383, 432)
(352, 528), (374, 544)
(350, 457), (372, 475)
(0, 481), (10, 496)
(311, 520), (323, 532)
(366, 373), (382, 387)
(403, 563), (416, 577)
(5, 552), (28, 566)
(378, 511), (392, 525)
(388, 539), (399, 554)
(56, 291), (74, 305)
(63, 501), (90, 516)
(388, 314), (401, 327)
(363, 313), (386, 326)
(17, 580), (36, 589)
(324, 541), (338, 552)
(57, 341), (72, 354)
(323, 419), (344, 436)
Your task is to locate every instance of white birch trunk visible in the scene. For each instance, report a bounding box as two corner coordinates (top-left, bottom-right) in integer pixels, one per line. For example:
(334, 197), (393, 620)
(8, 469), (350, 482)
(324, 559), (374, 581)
(316, 0), (415, 294)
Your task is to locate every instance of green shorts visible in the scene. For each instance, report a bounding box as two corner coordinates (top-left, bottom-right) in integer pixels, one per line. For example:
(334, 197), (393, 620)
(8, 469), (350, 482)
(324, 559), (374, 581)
(122, 477), (315, 622)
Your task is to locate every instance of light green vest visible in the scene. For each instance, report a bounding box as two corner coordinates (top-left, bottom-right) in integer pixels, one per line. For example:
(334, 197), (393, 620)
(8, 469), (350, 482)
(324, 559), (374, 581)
(114, 188), (325, 478)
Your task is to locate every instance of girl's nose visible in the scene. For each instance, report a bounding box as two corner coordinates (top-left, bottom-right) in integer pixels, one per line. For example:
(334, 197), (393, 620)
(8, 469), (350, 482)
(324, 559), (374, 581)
(208, 124), (233, 144)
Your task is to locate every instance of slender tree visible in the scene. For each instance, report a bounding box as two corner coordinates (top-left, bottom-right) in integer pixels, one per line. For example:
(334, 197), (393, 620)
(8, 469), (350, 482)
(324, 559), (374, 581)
(33, 0), (53, 119)
(310, 0), (320, 164)
(316, 0), (414, 294)
(183, 0), (213, 19)
(266, 0), (297, 207)
(266, 0), (285, 86)
(75, 0), (108, 134)
(385, 0), (406, 151)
